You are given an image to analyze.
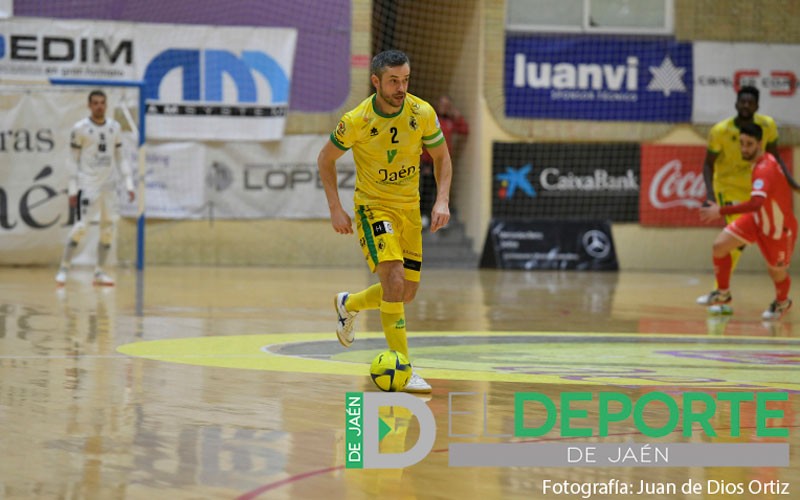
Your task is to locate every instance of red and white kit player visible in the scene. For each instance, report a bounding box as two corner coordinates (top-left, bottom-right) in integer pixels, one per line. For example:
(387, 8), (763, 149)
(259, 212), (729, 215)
(699, 122), (797, 320)
(55, 90), (135, 287)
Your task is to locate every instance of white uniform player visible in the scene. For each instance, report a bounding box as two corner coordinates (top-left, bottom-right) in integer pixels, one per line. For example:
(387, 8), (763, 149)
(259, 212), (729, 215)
(55, 90), (135, 286)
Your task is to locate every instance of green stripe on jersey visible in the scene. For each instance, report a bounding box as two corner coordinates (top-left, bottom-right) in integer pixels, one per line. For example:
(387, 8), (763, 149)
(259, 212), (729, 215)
(330, 133), (350, 151)
(423, 131), (445, 147)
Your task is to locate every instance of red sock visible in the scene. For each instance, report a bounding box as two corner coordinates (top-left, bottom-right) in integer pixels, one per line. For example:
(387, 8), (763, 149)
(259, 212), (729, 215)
(776, 276), (791, 302)
(713, 254), (732, 291)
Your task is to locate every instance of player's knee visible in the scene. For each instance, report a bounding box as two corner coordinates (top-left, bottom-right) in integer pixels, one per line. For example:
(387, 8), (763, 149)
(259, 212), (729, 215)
(69, 223), (87, 243)
(767, 264), (788, 280)
(100, 224), (114, 245)
(378, 265), (406, 301)
(711, 240), (733, 258)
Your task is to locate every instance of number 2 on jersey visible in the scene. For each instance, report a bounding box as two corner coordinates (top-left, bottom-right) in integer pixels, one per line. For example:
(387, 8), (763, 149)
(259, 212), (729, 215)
(387, 127), (399, 164)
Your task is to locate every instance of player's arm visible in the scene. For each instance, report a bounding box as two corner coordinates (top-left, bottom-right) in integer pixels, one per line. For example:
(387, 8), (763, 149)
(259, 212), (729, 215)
(66, 128), (82, 208)
(701, 150), (719, 204)
(113, 134), (135, 202)
(426, 141), (452, 233)
(317, 139), (352, 234)
(765, 142), (800, 191)
(699, 195), (765, 222)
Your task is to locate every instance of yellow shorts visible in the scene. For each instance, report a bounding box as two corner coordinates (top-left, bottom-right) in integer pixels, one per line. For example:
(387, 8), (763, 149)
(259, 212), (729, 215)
(354, 204), (423, 282)
(714, 185), (750, 225)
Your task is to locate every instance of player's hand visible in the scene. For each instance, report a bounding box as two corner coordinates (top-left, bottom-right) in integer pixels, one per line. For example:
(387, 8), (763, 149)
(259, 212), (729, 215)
(330, 207), (353, 234)
(429, 200), (450, 233)
(699, 201), (721, 222)
(127, 190), (135, 203)
(68, 195), (78, 208)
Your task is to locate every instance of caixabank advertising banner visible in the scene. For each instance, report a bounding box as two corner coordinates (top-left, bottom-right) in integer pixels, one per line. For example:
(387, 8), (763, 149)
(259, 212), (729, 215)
(492, 142), (640, 222)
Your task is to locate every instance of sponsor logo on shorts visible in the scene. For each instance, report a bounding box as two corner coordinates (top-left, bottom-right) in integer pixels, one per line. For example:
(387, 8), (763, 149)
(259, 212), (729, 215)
(372, 221), (393, 236)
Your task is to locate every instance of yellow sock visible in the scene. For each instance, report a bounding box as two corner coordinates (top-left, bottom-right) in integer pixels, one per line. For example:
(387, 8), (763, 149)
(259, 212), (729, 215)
(380, 300), (408, 358)
(346, 283), (382, 312)
(730, 247), (742, 273)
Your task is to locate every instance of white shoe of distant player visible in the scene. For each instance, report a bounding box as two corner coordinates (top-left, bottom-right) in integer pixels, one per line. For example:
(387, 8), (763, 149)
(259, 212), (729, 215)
(334, 292), (357, 347)
(762, 299), (792, 321)
(93, 270), (115, 287)
(696, 289), (731, 307)
(55, 267), (69, 286)
(404, 371), (432, 393)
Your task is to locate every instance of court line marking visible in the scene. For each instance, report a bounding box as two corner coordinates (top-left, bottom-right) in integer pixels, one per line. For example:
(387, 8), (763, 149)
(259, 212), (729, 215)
(116, 332), (800, 390)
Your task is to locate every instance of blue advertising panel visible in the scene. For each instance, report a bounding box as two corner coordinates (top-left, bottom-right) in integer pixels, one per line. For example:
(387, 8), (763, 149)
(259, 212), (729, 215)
(505, 36), (693, 122)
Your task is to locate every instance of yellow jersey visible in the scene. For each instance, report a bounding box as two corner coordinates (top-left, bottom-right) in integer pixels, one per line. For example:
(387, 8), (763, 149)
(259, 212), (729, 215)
(708, 113), (779, 196)
(330, 93), (444, 209)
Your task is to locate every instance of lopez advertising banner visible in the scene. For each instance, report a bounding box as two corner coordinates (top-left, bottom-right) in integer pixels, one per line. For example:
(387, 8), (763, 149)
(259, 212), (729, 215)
(118, 135), (356, 220)
(203, 136), (356, 219)
(505, 36), (692, 121)
(640, 144), (794, 227)
(492, 142), (640, 222)
(0, 17), (297, 140)
(693, 42), (800, 126)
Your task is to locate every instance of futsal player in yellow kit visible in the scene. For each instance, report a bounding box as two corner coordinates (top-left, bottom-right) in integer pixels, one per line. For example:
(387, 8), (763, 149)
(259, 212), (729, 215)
(697, 85), (787, 311)
(317, 49), (453, 393)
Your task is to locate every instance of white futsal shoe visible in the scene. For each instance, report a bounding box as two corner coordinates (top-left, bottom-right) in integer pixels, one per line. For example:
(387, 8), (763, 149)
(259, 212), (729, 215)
(334, 292), (357, 347)
(762, 299), (792, 321)
(55, 267), (69, 286)
(696, 289), (732, 306)
(93, 270), (115, 287)
(404, 371), (432, 393)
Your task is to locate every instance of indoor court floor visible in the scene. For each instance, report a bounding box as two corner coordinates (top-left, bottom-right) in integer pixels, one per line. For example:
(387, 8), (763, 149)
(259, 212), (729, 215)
(0, 266), (797, 499)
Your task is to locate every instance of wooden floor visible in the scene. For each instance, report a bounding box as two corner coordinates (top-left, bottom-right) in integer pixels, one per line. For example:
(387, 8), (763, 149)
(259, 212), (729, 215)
(0, 266), (797, 499)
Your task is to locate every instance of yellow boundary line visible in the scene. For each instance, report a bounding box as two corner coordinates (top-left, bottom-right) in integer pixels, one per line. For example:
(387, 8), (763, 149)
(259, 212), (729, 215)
(117, 332), (800, 390)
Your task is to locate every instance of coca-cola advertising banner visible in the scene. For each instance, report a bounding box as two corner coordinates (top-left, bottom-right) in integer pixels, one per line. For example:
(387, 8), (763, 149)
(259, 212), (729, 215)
(640, 144), (794, 227)
(492, 142), (640, 222)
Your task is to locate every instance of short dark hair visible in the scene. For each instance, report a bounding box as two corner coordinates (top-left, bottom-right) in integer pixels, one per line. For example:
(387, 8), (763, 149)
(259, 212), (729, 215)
(737, 85), (759, 103)
(88, 89), (106, 103)
(740, 122), (763, 141)
(371, 50), (410, 78)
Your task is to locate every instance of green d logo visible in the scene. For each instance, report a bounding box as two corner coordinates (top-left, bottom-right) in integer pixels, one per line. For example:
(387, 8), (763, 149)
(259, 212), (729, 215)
(345, 392), (436, 469)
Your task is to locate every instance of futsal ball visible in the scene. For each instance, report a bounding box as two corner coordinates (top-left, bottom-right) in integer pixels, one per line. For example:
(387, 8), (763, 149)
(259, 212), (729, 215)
(370, 350), (412, 392)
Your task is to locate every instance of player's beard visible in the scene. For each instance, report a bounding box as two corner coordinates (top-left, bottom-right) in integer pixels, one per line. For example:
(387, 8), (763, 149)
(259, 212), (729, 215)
(379, 88), (405, 110)
(738, 110), (754, 120)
